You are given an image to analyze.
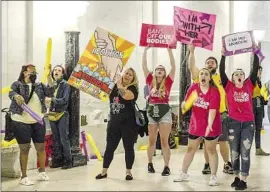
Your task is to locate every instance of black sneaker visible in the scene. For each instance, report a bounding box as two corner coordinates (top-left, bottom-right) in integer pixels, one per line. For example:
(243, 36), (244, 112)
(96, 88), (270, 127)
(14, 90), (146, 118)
(148, 163), (155, 173)
(223, 162), (233, 174)
(95, 173), (107, 180)
(231, 177), (240, 187)
(161, 166), (171, 176)
(235, 180), (247, 190)
(125, 174), (133, 181)
(202, 163), (211, 174)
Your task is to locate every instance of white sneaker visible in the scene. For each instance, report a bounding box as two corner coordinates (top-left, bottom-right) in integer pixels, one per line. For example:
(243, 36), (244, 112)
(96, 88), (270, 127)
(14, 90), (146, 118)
(173, 172), (189, 182)
(37, 172), (49, 181)
(20, 177), (34, 186)
(209, 175), (218, 186)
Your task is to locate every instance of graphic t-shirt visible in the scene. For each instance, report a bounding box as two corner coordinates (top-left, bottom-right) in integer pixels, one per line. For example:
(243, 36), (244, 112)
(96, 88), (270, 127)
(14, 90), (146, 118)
(109, 85), (138, 119)
(225, 79), (254, 122)
(194, 73), (226, 113)
(185, 83), (221, 137)
(146, 73), (173, 104)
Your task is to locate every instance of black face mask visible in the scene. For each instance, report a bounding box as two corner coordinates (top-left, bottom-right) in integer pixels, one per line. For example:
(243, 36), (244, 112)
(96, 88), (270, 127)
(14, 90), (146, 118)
(29, 74), (37, 83)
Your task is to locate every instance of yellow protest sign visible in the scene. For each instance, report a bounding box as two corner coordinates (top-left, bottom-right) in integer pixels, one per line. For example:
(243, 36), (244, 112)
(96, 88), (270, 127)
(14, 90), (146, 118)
(67, 27), (135, 101)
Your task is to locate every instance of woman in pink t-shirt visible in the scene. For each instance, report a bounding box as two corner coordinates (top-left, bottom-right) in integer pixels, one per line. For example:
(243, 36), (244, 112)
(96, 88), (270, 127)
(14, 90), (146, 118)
(174, 68), (221, 186)
(219, 47), (260, 190)
(142, 47), (175, 176)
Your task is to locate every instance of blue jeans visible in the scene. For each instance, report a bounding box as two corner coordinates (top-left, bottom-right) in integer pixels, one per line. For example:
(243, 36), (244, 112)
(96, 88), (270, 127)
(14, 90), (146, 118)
(50, 112), (71, 160)
(227, 118), (255, 176)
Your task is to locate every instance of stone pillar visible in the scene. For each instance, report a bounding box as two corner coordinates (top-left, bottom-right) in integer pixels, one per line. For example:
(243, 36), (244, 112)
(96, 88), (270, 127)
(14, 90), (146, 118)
(65, 31), (87, 167)
(178, 44), (191, 145)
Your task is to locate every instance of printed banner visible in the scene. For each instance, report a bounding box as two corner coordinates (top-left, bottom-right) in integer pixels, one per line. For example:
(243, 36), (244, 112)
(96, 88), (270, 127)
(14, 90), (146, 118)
(67, 27), (135, 101)
(222, 31), (255, 56)
(174, 6), (216, 51)
(140, 23), (177, 49)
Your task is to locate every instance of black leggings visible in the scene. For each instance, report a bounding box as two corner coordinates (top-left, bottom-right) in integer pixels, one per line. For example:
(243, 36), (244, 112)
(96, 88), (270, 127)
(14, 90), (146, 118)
(103, 117), (138, 169)
(253, 98), (264, 149)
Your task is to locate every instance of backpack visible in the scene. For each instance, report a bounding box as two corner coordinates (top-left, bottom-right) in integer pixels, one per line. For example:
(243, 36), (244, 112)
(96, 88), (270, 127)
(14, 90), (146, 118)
(1, 108), (15, 141)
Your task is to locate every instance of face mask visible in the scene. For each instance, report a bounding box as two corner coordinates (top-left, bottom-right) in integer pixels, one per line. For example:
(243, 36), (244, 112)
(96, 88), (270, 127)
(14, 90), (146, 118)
(29, 74), (37, 83)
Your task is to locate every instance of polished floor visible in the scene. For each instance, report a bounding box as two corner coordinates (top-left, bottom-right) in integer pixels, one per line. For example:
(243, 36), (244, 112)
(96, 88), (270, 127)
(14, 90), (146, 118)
(2, 127), (270, 191)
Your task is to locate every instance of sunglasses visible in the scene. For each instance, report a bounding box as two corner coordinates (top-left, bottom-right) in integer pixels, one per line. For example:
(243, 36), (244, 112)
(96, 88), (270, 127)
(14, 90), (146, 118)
(155, 68), (165, 71)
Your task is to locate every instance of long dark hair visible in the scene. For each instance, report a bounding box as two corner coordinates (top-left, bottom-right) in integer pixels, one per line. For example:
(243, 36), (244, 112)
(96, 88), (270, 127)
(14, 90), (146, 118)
(17, 64), (35, 83)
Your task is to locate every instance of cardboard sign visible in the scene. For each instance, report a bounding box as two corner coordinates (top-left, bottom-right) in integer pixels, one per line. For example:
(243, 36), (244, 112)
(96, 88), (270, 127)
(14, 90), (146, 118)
(67, 27), (135, 101)
(222, 31), (255, 56)
(174, 6), (216, 51)
(140, 23), (177, 49)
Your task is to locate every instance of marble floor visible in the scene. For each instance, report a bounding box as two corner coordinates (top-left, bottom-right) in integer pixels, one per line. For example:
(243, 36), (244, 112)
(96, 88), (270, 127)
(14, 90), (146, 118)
(2, 126), (270, 191)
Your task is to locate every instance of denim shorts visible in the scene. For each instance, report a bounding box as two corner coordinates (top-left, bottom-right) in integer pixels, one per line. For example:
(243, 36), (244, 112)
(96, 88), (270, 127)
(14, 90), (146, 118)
(148, 110), (172, 124)
(189, 134), (219, 141)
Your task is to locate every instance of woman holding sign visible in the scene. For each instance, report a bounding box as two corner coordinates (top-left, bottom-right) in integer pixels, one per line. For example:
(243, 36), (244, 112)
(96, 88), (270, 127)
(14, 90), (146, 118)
(174, 68), (221, 186)
(219, 47), (260, 190)
(95, 67), (139, 181)
(142, 47), (175, 176)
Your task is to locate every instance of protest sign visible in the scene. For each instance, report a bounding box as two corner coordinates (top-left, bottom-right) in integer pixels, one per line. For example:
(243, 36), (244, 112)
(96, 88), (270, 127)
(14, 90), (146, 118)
(67, 27), (135, 101)
(174, 6), (216, 51)
(140, 23), (177, 49)
(222, 31), (255, 56)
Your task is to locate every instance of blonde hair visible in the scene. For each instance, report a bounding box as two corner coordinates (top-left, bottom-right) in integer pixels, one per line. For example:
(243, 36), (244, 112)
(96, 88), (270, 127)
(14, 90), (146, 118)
(122, 67), (139, 90)
(152, 66), (167, 98)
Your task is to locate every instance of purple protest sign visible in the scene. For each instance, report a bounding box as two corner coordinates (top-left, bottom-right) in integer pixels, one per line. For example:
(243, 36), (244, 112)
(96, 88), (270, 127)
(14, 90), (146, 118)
(21, 104), (44, 125)
(81, 131), (89, 161)
(222, 31), (255, 56)
(254, 48), (265, 63)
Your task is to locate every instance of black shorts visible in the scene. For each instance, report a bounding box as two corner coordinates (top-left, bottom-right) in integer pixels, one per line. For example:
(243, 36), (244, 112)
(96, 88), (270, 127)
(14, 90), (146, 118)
(189, 134), (219, 141)
(12, 120), (46, 144)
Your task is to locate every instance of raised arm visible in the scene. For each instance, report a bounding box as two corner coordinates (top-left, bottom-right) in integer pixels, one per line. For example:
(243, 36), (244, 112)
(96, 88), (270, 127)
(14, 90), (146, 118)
(142, 47), (150, 78)
(167, 48), (176, 80)
(188, 44), (199, 80)
(249, 53), (259, 86)
(219, 48), (228, 87)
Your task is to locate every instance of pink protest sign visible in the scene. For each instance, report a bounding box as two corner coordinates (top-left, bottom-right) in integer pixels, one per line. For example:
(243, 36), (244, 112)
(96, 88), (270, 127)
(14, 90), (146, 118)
(222, 31), (256, 56)
(140, 23), (177, 49)
(174, 6), (216, 51)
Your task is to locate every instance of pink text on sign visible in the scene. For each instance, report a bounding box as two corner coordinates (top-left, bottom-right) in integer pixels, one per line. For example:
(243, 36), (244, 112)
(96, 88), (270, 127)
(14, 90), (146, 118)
(140, 23), (177, 49)
(174, 6), (216, 51)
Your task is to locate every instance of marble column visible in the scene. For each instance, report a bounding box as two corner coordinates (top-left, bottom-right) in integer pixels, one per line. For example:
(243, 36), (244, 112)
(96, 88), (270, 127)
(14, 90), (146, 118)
(65, 31), (87, 167)
(178, 44), (191, 145)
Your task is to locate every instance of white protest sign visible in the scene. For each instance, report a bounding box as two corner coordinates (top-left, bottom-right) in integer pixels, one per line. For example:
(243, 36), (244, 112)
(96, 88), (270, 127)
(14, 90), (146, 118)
(222, 31), (255, 56)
